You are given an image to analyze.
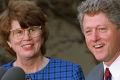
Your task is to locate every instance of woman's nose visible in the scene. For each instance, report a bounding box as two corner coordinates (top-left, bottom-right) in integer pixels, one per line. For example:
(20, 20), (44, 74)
(22, 30), (31, 40)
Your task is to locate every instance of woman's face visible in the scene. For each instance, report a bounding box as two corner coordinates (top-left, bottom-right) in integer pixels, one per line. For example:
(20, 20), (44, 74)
(7, 20), (44, 59)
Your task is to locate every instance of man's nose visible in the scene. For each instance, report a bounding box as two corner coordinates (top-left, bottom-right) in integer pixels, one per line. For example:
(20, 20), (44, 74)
(91, 31), (100, 42)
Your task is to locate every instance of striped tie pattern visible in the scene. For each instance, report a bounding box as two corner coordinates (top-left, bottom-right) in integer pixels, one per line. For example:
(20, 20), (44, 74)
(105, 68), (111, 80)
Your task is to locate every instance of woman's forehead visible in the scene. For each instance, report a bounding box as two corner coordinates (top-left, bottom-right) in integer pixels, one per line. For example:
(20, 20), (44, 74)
(11, 20), (21, 30)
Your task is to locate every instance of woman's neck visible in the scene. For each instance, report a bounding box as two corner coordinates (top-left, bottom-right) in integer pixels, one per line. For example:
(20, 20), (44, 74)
(13, 56), (49, 74)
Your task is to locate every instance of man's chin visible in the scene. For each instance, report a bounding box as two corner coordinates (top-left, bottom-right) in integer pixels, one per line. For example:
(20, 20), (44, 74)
(94, 55), (105, 62)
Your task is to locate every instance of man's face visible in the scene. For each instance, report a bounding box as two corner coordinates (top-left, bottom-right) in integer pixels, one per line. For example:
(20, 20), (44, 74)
(82, 12), (120, 65)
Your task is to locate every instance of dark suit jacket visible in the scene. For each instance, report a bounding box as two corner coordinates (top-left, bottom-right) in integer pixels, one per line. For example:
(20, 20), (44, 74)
(85, 63), (104, 80)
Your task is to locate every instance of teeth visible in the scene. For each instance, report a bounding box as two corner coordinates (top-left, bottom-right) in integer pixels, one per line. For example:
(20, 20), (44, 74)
(94, 44), (103, 48)
(22, 45), (32, 48)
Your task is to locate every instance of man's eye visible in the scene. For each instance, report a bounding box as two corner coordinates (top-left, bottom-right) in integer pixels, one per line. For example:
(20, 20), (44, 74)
(99, 28), (107, 32)
(84, 29), (92, 36)
(85, 30), (91, 33)
(84, 30), (91, 34)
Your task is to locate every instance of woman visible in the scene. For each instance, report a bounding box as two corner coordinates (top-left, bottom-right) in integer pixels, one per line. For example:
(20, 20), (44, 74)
(0, 0), (84, 80)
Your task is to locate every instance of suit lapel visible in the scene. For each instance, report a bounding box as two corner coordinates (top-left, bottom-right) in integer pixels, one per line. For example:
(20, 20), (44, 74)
(85, 63), (104, 80)
(97, 63), (104, 80)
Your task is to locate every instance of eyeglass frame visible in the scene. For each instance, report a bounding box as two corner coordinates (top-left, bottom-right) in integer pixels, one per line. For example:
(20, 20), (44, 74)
(9, 26), (42, 41)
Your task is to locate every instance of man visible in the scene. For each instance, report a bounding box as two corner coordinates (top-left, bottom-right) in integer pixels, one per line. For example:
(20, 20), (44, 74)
(77, 0), (120, 80)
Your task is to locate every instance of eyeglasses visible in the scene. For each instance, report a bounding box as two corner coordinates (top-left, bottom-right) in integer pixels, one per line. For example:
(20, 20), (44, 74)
(10, 26), (42, 41)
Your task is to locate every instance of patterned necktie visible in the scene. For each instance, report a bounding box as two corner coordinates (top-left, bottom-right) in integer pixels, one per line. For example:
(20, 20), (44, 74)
(104, 68), (112, 80)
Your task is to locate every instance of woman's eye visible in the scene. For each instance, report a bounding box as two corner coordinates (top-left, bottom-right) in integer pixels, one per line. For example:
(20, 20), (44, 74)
(12, 30), (24, 37)
(15, 30), (23, 34)
(29, 28), (36, 32)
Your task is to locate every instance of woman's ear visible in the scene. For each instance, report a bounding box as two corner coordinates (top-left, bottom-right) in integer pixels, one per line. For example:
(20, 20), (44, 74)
(7, 41), (12, 48)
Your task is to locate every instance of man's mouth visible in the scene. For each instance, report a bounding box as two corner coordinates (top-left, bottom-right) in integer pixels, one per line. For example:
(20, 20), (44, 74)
(93, 43), (104, 49)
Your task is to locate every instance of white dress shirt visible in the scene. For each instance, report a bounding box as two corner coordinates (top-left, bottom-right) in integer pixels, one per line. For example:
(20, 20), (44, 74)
(103, 56), (120, 80)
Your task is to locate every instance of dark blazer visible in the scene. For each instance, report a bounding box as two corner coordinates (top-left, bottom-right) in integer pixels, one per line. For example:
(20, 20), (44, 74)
(85, 63), (104, 80)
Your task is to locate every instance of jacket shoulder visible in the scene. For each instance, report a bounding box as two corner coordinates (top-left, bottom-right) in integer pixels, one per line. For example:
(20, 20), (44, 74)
(85, 63), (104, 80)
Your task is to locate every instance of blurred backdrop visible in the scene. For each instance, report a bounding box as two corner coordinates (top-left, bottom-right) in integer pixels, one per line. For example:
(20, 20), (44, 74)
(0, 0), (97, 75)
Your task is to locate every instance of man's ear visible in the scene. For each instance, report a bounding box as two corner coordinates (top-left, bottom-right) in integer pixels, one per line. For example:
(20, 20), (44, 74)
(118, 28), (120, 34)
(7, 41), (11, 48)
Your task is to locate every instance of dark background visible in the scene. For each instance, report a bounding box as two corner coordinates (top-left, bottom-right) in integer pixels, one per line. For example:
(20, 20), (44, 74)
(0, 0), (97, 75)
